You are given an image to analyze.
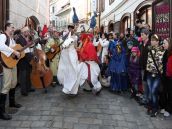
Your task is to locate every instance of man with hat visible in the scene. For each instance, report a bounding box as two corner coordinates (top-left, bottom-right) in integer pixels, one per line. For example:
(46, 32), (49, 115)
(16, 26), (34, 96)
(44, 29), (61, 86)
(135, 19), (144, 37)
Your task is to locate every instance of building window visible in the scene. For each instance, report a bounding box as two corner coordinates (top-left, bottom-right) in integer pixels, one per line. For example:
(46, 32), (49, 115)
(100, 0), (105, 12)
(109, 0), (114, 5)
(52, 20), (55, 27)
(52, 6), (55, 13)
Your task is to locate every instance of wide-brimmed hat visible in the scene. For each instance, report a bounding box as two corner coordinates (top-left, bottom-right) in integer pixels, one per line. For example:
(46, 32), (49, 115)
(68, 24), (75, 29)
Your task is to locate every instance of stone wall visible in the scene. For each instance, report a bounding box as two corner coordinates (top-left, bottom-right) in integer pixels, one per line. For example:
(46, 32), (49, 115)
(9, 0), (49, 28)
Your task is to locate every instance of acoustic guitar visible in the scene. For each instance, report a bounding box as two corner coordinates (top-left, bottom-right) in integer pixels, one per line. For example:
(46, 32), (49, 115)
(46, 44), (61, 60)
(0, 43), (34, 69)
(46, 32), (70, 60)
(46, 40), (65, 60)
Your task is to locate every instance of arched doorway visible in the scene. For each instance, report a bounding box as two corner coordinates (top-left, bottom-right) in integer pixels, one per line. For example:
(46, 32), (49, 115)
(120, 13), (131, 33)
(108, 20), (114, 32)
(25, 16), (40, 30)
(114, 21), (120, 33)
(134, 0), (154, 28)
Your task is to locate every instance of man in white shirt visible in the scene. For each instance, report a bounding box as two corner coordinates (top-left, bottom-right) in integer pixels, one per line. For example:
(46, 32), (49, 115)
(0, 23), (21, 120)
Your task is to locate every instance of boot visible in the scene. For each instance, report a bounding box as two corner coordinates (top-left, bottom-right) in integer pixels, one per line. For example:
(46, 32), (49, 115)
(9, 88), (22, 108)
(0, 93), (12, 120)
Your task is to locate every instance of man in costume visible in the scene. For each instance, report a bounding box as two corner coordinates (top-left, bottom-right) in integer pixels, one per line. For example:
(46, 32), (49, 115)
(0, 23), (22, 120)
(77, 32), (102, 94)
(44, 29), (61, 85)
(16, 26), (34, 96)
(57, 24), (83, 95)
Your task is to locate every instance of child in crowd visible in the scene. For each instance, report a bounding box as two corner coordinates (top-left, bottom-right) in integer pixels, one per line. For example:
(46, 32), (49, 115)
(99, 55), (111, 87)
(128, 47), (141, 99)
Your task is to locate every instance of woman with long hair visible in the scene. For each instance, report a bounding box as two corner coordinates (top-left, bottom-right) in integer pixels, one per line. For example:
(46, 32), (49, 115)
(146, 34), (165, 117)
(159, 38), (171, 117)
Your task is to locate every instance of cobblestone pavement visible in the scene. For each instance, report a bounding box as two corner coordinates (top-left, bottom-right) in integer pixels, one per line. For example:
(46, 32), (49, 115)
(0, 85), (172, 129)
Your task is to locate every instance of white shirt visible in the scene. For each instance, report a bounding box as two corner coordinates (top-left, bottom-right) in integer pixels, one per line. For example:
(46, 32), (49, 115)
(93, 37), (99, 46)
(0, 34), (15, 57)
(99, 38), (109, 62)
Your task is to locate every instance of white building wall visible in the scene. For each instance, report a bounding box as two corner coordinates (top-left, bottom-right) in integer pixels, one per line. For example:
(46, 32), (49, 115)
(100, 0), (145, 31)
(9, 0), (49, 28)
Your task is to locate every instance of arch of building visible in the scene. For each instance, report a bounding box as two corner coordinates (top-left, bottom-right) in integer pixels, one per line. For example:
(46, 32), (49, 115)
(134, 0), (154, 27)
(108, 20), (115, 32)
(120, 12), (131, 33)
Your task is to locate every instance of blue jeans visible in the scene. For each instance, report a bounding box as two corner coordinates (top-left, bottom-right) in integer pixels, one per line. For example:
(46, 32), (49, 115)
(147, 73), (161, 111)
(141, 70), (148, 103)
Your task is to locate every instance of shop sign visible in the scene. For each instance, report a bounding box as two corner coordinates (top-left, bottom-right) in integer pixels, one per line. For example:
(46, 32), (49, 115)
(154, 2), (170, 39)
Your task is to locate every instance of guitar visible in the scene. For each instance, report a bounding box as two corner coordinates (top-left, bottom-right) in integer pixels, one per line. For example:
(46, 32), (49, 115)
(0, 42), (35, 69)
(46, 43), (61, 60)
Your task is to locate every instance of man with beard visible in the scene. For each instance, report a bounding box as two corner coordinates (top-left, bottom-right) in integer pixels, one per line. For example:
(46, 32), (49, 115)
(44, 29), (61, 86)
(16, 26), (34, 96)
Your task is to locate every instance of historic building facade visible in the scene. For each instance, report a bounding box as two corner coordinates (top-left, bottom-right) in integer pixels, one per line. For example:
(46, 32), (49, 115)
(98, 0), (155, 33)
(50, 0), (96, 31)
(0, 0), (49, 31)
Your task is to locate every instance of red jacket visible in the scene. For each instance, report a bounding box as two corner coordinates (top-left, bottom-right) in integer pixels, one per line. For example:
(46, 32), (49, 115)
(167, 55), (172, 77)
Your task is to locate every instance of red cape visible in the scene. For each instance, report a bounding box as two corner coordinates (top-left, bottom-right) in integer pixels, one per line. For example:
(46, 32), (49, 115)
(78, 38), (99, 63)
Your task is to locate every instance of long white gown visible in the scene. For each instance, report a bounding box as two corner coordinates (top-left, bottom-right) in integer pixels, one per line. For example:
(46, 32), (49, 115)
(57, 40), (87, 94)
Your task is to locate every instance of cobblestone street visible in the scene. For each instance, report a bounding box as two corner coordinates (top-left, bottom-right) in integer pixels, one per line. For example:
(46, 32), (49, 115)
(0, 85), (172, 129)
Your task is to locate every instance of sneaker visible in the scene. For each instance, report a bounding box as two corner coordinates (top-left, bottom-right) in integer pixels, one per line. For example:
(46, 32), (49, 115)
(150, 111), (158, 117)
(164, 111), (170, 117)
(160, 109), (165, 114)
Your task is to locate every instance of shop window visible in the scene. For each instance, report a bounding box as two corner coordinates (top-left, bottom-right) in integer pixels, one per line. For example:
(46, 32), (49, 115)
(139, 7), (152, 28)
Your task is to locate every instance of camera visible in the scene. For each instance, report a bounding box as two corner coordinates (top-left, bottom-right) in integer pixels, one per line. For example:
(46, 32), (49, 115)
(136, 19), (144, 24)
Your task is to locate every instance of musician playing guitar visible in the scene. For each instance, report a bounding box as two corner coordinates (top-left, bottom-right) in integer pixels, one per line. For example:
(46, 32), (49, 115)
(0, 23), (22, 120)
(44, 29), (61, 86)
(16, 26), (35, 96)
